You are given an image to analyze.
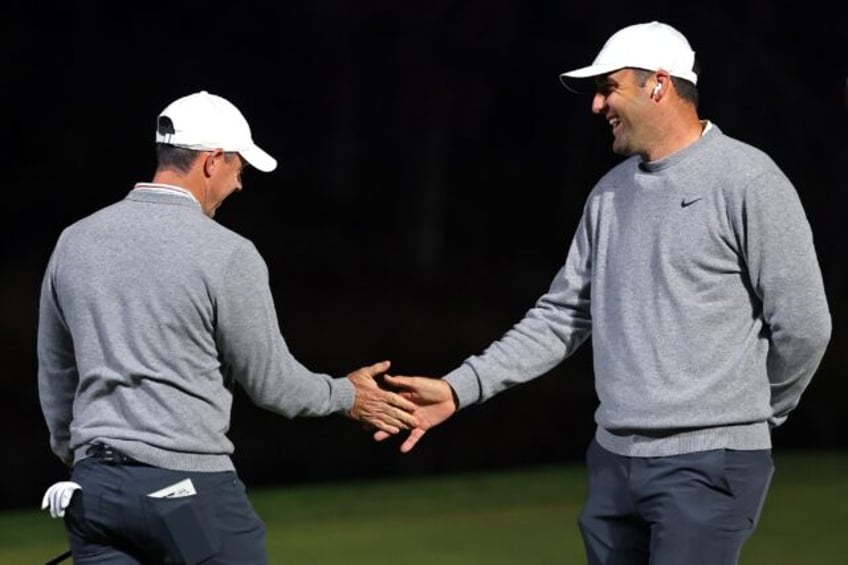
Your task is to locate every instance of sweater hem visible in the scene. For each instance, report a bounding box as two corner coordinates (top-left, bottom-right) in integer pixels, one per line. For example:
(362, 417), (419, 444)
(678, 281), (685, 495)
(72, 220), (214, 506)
(595, 421), (771, 457)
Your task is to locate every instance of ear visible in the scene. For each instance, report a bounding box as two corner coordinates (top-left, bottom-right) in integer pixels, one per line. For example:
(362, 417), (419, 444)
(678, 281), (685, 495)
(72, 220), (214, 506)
(651, 82), (662, 98)
(651, 71), (671, 101)
(202, 149), (225, 178)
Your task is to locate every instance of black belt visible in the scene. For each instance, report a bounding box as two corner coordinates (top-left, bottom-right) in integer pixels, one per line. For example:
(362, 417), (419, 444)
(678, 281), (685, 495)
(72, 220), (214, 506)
(85, 442), (146, 465)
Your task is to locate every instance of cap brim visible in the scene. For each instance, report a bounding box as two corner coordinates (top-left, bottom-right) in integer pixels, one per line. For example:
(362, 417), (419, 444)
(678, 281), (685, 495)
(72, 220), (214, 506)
(559, 64), (625, 93)
(240, 144), (277, 173)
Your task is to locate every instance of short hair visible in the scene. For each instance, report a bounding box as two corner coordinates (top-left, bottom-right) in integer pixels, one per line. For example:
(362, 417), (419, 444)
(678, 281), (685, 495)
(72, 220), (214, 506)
(155, 144), (241, 173)
(632, 64), (699, 108)
(155, 143), (201, 173)
(671, 76), (698, 107)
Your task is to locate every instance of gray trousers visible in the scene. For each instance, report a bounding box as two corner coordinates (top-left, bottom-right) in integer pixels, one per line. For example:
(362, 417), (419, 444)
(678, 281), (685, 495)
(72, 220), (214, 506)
(578, 440), (773, 565)
(64, 457), (266, 564)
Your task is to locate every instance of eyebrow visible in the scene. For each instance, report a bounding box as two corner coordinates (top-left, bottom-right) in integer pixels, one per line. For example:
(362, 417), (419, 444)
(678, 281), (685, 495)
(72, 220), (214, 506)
(597, 73), (620, 85)
(595, 77), (616, 91)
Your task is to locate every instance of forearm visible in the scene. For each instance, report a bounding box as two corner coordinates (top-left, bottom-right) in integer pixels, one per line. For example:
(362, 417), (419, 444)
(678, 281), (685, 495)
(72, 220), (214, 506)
(37, 273), (78, 465)
(739, 171), (832, 424)
(445, 264), (592, 407)
(765, 266), (830, 424)
(237, 340), (356, 417)
(219, 300), (356, 416)
(217, 246), (355, 417)
(767, 322), (831, 425)
(38, 375), (76, 465)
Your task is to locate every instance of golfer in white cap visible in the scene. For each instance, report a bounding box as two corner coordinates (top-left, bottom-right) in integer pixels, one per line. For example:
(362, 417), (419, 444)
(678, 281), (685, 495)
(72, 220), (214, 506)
(38, 90), (418, 563)
(378, 21), (831, 565)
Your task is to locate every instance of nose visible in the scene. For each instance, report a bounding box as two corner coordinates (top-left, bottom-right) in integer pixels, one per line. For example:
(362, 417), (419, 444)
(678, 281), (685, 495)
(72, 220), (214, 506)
(591, 92), (607, 115)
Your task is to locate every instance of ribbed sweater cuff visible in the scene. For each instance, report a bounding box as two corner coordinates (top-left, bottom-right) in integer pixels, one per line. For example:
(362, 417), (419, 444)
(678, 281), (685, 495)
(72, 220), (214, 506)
(443, 365), (481, 409)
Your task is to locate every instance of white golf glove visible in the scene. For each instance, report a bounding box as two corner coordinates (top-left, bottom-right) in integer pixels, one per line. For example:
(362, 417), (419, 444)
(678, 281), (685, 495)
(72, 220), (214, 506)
(41, 481), (82, 518)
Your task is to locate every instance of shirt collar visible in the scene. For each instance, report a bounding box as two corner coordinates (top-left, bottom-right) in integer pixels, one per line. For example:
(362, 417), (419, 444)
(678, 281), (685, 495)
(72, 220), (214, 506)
(132, 183), (200, 205)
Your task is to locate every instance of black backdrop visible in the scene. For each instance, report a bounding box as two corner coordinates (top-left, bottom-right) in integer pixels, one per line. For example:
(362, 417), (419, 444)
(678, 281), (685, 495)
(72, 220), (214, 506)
(2, 1), (845, 510)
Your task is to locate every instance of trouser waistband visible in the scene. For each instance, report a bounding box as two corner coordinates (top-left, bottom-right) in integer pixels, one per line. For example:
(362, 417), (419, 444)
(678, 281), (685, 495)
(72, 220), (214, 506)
(84, 442), (147, 465)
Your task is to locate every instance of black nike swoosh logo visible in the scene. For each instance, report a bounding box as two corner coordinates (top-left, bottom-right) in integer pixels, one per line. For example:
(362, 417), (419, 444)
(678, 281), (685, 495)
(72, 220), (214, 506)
(681, 197), (703, 208)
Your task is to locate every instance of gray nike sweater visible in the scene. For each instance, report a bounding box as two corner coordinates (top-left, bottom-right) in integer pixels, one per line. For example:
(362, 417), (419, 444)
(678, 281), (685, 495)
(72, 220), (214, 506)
(444, 125), (831, 456)
(38, 188), (355, 471)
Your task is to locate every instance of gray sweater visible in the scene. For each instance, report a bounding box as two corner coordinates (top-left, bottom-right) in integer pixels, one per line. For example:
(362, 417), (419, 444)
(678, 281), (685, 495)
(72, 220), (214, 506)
(444, 125), (831, 456)
(38, 186), (355, 471)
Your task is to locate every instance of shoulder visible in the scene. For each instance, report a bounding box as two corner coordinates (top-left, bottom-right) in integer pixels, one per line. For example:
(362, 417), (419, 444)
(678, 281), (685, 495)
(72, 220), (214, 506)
(203, 217), (256, 251)
(588, 156), (641, 203)
(702, 126), (783, 182)
(701, 127), (803, 224)
(582, 156), (640, 215)
(204, 222), (265, 268)
(52, 200), (126, 250)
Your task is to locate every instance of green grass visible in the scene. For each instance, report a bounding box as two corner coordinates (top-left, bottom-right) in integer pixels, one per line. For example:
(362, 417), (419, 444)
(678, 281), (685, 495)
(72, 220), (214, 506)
(1, 451), (845, 564)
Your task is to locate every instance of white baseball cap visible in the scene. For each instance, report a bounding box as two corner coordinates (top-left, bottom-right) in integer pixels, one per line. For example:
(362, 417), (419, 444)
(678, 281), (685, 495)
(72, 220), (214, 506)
(560, 21), (698, 91)
(155, 90), (277, 173)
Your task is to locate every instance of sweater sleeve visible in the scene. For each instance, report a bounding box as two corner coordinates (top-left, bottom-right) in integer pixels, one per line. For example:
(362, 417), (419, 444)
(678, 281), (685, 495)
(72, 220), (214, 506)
(736, 170), (831, 426)
(214, 243), (355, 417)
(444, 212), (593, 408)
(36, 243), (78, 466)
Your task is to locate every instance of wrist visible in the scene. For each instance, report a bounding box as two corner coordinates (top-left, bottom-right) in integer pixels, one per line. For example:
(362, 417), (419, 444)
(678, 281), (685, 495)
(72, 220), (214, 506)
(448, 383), (459, 412)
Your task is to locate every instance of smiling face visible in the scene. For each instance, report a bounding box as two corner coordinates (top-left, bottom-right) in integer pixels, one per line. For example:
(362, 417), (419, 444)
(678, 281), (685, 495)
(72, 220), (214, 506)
(591, 68), (657, 159)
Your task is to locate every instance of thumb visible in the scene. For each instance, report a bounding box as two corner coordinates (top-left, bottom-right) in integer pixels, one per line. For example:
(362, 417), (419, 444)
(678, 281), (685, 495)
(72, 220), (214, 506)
(383, 374), (414, 387)
(360, 360), (392, 377)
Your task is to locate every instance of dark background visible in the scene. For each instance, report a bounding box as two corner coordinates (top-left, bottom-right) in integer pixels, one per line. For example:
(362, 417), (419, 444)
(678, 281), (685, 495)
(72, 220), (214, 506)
(2, 2), (845, 510)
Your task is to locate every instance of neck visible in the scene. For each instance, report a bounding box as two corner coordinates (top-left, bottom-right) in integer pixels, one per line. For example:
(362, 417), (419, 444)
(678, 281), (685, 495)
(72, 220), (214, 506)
(642, 106), (704, 163)
(152, 169), (207, 209)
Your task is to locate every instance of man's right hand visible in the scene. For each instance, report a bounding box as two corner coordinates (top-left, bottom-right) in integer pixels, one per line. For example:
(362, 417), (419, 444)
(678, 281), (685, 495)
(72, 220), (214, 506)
(374, 374), (458, 453)
(346, 361), (419, 434)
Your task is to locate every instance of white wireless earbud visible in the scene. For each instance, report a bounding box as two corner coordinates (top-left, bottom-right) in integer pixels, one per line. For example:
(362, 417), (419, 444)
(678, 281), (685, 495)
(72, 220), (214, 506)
(651, 82), (662, 98)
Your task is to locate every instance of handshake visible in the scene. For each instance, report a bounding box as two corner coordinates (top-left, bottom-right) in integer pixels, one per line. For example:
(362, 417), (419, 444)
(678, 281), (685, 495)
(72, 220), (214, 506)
(41, 360), (456, 520)
(344, 360), (459, 454)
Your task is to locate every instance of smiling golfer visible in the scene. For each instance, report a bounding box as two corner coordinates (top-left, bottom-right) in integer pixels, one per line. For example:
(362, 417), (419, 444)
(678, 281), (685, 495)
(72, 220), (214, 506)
(379, 21), (831, 565)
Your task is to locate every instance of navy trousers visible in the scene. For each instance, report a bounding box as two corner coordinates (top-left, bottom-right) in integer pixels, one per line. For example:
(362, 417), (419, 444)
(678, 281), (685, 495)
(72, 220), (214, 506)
(64, 457), (266, 564)
(578, 440), (773, 565)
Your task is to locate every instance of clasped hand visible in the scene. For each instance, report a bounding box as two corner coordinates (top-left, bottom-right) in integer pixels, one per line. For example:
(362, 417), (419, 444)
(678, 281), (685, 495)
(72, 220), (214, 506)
(345, 361), (458, 452)
(374, 374), (458, 453)
(346, 360), (419, 434)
